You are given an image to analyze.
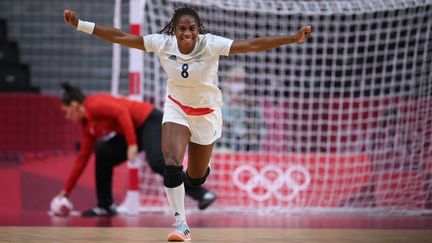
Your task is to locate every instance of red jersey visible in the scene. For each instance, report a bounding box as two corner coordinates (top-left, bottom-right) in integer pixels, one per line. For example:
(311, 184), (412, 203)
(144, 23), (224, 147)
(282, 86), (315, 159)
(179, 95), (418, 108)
(63, 94), (154, 195)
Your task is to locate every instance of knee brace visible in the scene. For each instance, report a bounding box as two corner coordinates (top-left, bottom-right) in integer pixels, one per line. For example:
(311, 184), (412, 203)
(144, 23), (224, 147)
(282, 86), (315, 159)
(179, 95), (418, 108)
(164, 165), (184, 188)
(186, 167), (210, 186)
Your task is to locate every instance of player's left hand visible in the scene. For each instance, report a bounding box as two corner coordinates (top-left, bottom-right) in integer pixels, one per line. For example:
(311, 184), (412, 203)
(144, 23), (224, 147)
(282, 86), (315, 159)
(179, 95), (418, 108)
(296, 25), (312, 43)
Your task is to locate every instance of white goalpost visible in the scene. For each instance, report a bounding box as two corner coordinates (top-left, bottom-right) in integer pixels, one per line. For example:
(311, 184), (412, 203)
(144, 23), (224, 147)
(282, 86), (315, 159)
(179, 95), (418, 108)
(113, 0), (148, 215)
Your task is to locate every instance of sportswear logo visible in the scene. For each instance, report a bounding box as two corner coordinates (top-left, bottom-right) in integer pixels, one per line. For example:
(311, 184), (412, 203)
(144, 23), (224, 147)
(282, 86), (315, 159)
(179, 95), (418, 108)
(169, 55), (177, 61)
(195, 54), (202, 62)
(183, 229), (190, 235)
(174, 212), (180, 216)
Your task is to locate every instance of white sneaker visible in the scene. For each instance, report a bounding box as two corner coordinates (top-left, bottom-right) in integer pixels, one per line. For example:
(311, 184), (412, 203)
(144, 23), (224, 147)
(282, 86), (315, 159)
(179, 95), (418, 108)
(167, 220), (191, 241)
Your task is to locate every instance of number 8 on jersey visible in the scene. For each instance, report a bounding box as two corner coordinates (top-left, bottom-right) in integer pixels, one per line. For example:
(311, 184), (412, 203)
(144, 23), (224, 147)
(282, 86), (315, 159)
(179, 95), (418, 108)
(181, 64), (189, 78)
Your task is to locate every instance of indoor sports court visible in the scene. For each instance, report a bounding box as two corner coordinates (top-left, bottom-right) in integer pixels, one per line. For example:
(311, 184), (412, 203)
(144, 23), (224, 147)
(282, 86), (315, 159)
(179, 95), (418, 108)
(1, 0), (431, 242)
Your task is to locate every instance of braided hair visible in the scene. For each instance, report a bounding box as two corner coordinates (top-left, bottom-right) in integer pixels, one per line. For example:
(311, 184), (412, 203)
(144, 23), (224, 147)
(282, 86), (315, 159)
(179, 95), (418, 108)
(61, 82), (85, 105)
(159, 7), (205, 35)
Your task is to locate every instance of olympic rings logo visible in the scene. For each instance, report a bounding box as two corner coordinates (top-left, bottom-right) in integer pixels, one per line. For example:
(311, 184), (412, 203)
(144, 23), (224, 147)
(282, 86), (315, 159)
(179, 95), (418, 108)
(232, 164), (311, 202)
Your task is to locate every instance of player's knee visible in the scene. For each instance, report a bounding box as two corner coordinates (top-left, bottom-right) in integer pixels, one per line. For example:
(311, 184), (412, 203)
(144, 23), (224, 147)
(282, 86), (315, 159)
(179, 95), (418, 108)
(187, 167), (210, 186)
(164, 155), (182, 167)
(163, 165), (184, 188)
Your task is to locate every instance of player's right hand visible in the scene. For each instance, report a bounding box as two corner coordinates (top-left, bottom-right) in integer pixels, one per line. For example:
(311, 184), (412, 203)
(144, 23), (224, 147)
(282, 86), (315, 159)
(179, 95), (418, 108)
(127, 144), (138, 161)
(296, 25), (312, 43)
(58, 190), (68, 198)
(63, 9), (79, 28)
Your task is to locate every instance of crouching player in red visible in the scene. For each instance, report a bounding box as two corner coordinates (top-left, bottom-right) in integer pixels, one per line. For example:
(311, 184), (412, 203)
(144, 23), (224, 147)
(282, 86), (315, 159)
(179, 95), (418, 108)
(53, 83), (216, 217)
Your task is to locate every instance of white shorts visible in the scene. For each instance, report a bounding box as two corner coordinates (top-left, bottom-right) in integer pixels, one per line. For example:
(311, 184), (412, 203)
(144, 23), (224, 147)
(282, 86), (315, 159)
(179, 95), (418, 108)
(162, 97), (222, 145)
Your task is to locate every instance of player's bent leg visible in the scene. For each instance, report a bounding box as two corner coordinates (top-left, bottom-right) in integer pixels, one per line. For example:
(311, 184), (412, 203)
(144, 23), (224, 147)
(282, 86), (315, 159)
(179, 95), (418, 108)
(187, 142), (214, 178)
(186, 167), (217, 210)
(187, 142), (218, 210)
(82, 136), (127, 217)
(186, 167), (210, 186)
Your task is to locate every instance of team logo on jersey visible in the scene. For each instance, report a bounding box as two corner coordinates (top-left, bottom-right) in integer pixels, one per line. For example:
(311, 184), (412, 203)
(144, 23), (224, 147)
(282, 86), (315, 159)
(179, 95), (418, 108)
(169, 55), (177, 61)
(195, 54), (202, 63)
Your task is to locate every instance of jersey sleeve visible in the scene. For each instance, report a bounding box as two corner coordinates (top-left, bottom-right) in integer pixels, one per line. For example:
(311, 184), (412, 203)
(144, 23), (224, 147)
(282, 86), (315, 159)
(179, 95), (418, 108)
(63, 129), (96, 195)
(143, 34), (166, 53)
(205, 33), (233, 56)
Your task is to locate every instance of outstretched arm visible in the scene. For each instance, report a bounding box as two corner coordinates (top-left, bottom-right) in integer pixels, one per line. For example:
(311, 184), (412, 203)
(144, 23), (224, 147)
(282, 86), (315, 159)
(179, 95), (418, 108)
(64, 9), (145, 51)
(229, 26), (312, 55)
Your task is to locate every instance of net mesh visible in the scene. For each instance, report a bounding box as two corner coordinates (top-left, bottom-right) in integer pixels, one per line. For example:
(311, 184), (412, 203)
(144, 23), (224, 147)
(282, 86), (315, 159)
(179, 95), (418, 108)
(138, 0), (432, 215)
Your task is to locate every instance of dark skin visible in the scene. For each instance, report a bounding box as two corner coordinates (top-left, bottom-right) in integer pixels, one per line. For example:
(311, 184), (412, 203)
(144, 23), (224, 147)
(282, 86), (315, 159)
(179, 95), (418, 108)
(63, 9), (312, 179)
(63, 9), (312, 54)
(161, 123), (212, 178)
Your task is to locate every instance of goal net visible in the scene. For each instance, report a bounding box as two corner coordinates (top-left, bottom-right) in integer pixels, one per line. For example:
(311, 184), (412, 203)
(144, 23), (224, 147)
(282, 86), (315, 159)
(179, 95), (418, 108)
(137, 0), (432, 215)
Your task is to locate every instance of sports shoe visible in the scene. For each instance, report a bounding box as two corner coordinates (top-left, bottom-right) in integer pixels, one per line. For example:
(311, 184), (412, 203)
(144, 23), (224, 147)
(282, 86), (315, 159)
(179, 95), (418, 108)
(198, 191), (217, 210)
(81, 204), (117, 217)
(167, 220), (191, 241)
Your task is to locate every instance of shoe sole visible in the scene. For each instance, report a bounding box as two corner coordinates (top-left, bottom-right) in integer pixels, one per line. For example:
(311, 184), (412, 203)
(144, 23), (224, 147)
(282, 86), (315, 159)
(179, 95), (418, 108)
(167, 232), (191, 241)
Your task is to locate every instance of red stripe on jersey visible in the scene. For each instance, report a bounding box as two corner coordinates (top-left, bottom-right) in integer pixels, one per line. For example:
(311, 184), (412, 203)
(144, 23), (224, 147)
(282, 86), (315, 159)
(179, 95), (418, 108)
(168, 95), (214, 116)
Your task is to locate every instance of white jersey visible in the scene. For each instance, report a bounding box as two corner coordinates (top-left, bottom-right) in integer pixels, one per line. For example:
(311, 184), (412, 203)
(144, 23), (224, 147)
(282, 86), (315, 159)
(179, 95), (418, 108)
(143, 33), (233, 108)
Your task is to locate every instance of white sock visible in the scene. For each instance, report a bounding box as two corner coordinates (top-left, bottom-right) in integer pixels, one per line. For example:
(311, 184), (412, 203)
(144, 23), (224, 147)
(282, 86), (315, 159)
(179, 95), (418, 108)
(165, 183), (186, 223)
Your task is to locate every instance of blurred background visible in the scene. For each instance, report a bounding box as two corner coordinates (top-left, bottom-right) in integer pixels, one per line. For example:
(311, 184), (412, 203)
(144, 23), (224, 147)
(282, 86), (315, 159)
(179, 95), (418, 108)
(0, 0), (431, 219)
